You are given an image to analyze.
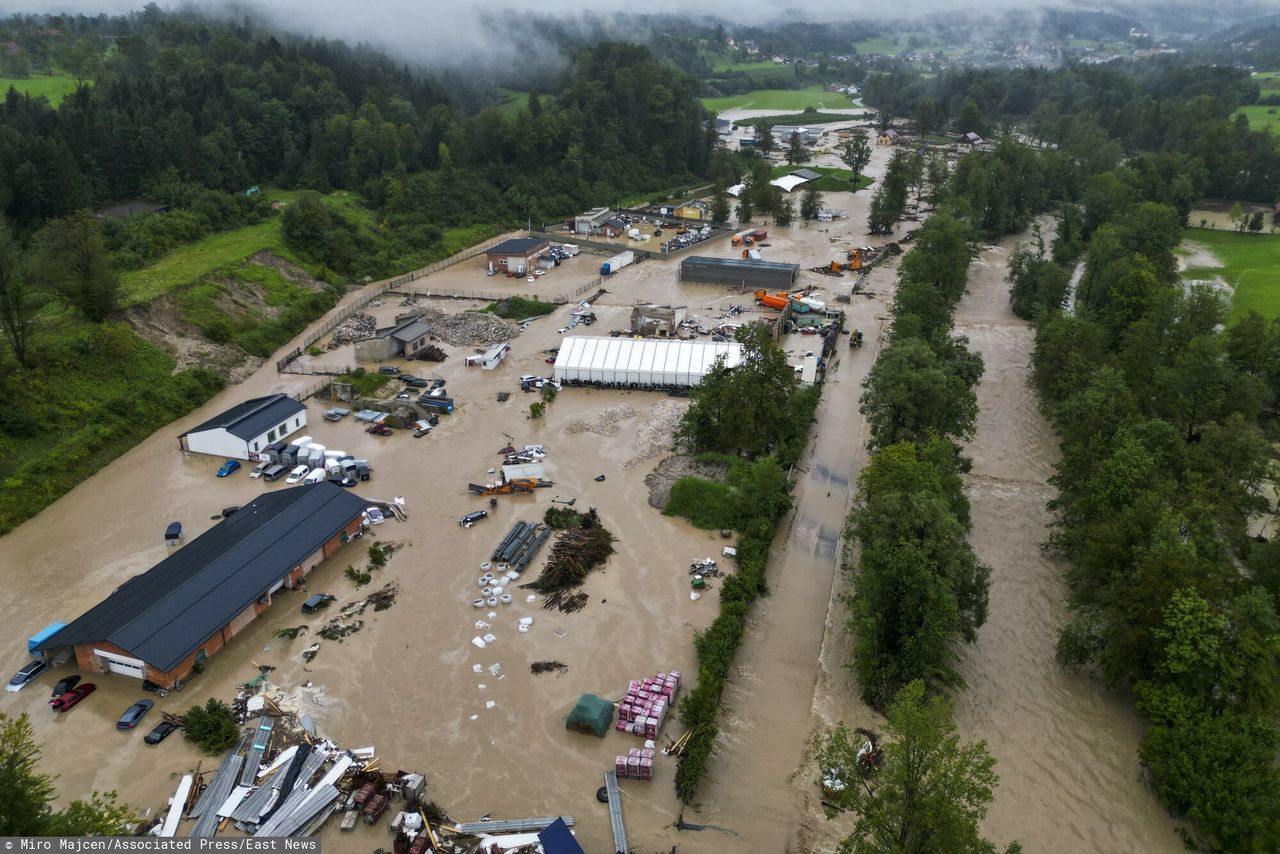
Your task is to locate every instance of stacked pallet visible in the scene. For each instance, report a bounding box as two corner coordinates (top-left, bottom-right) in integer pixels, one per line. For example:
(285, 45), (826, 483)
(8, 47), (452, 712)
(614, 747), (655, 781)
(615, 671), (680, 738)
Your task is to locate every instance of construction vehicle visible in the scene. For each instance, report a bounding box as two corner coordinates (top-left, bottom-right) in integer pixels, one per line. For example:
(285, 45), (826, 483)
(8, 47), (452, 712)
(850, 329), (864, 348)
(754, 289), (790, 310)
(847, 248), (863, 270)
(467, 477), (555, 496)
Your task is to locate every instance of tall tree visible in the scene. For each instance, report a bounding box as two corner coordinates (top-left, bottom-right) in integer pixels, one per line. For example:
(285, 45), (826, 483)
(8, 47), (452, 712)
(916, 96), (937, 136)
(775, 193), (796, 227)
(800, 186), (823, 221)
(34, 211), (119, 323)
(0, 713), (134, 836)
(710, 181), (731, 224)
(842, 132), (872, 188)
(786, 130), (805, 166)
(818, 681), (1008, 854)
(755, 122), (774, 154)
(0, 218), (42, 367)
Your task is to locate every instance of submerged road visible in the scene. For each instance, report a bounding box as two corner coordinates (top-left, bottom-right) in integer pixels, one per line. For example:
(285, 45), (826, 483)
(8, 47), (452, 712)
(674, 275), (893, 852)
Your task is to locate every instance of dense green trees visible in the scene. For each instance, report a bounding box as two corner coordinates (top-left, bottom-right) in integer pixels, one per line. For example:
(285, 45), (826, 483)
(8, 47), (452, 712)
(840, 132), (872, 190)
(0, 713), (133, 835)
(849, 209), (988, 710)
(1012, 162), (1280, 852)
(34, 211), (119, 322)
(818, 682), (1012, 854)
(867, 149), (914, 234)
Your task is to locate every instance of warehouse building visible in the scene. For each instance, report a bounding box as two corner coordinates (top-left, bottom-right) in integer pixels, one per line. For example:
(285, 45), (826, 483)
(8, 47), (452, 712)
(574, 207), (614, 234)
(553, 336), (742, 388)
(485, 237), (550, 274)
(679, 256), (800, 289)
(179, 393), (306, 460)
(34, 483), (368, 688)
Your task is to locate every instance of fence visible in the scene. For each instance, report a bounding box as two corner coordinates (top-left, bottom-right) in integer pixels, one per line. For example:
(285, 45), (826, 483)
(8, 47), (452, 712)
(275, 233), (519, 371)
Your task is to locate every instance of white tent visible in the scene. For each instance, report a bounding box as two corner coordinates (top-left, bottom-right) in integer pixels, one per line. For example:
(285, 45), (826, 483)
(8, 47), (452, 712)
(726, 182), (747, 197)
(769, 174), (811, 193)
(553, 337), (743, 387)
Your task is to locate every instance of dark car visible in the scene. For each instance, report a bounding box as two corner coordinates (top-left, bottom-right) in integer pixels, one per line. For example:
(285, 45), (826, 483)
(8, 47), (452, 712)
(6, 659), (49, 692)
(338, 476), (358, 488)
(143, 720), (179, 745)
(301, 593), (332, 614)
(430, 378), (447, 390)
(221, 506), (241, 518)
(50, 682), (95, 712)
(164, 521), (182, 545)
(377, 366), (401, 375)
(51, 674), (80, 697)
(116, 699), (154, 730)
(459, 510), (488, 528)
(400, 376), (429, 388)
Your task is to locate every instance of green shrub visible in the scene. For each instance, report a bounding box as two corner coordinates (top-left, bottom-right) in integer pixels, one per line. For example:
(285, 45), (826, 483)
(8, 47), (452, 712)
(180, 699), (240, 754)
(484, 296), (557, 319)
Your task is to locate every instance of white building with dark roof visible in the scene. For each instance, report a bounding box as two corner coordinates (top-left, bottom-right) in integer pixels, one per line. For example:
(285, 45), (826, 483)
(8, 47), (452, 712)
(179, 393), (306, 460)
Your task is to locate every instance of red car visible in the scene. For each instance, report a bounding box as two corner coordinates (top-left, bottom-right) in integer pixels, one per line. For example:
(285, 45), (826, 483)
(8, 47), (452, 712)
(50, 682), (96, 712)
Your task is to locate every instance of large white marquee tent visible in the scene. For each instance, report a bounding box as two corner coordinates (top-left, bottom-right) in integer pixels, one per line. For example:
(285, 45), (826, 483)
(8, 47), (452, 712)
(553, 336), (743, 387)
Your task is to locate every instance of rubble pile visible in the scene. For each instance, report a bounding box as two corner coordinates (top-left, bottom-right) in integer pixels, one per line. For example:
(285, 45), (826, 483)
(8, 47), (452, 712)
(623, 400), (689, 469)
(326, 314), (376, 350)
(562, 404), (639, 438)
(417, 308), (517, 347)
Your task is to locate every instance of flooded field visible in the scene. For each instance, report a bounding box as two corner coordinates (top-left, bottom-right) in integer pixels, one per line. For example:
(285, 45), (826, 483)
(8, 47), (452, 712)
(0, 143), (902, 849)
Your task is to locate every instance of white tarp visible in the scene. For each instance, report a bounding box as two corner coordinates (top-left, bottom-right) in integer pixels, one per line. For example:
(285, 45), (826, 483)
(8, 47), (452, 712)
(726, 182), (747, 197)
(769, 174), (811, 193)
(553, 337), (743, 387)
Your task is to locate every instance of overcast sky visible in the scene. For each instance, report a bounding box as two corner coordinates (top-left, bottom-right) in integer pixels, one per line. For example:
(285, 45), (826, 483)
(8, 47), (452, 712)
(4, 0), (1279, 70)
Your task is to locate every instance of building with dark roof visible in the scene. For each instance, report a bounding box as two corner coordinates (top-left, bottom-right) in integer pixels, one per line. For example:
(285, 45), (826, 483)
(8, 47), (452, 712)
(485, 237), (550, 275)
(179, 393), (307, 460)
(679, 255), (800, 289)
(356, 315), (432, 362)
(35, 482), (368, 688)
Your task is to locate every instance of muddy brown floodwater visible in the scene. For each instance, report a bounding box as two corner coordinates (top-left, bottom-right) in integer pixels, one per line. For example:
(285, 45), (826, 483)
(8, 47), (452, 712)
(947, 226), (1184, 852)
(0, 139), (908, 851)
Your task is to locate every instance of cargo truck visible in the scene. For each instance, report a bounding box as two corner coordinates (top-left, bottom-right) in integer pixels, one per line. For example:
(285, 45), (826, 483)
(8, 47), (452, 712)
(600, 251), (635, 275)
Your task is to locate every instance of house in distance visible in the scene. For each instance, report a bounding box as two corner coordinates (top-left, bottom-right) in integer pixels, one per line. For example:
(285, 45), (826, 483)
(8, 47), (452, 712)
(179, 393), (306, 460)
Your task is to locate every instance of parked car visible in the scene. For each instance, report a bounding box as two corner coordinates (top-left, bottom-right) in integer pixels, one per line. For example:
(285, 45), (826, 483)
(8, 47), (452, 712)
(459, 510), (488, 528)
(301, 594), (332, 614)
(286, 465), (310, 485)
(221, 506), (241, 518)
(377, 366), (401, 375)
(262, 464), (287, 482)
(164, 521), (182, 546)
(338, 476), (358, 488)
(6, 659), (48, 692)
(116, 699), (154, 730)
(51, 674), (80, 697)
(50, 682), (95, 712)
(249, 461), (270, 479)
(143, 720), (179, 745)
(363, 507), (386, 525)
(323, 408), (351, 422)
(400, 376), (429, 388)
(366, 425), (393, 437)
(216, 459), (241, 477)
(430, 378), (446, 390)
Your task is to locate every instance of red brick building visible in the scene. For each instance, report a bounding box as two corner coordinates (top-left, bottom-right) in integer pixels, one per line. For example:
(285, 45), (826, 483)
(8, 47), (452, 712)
(36, 482), (368, 688)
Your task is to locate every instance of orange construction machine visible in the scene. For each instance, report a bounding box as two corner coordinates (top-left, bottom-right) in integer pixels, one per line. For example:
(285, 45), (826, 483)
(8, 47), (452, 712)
(754, 289), (790, 310)
(467, 477), (554, 496)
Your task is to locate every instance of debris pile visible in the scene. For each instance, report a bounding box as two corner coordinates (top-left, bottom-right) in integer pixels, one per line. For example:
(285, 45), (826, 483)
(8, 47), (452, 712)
(541, 590), (589, 613)
(522, 523), (615, 594)
(317, 583), (398, 641)
(416, 308), (517, 347)
(412, 344), (448, 362)
(622, 400), (689, 469)
(562, 404), (639, 437)
(530, 660), (568, 675)
(326, 314), (377, 349)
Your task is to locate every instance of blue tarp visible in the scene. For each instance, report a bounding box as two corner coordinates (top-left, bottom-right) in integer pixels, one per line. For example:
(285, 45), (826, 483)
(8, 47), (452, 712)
(29, 622), (66, 652)
(537, 817), (585, 854)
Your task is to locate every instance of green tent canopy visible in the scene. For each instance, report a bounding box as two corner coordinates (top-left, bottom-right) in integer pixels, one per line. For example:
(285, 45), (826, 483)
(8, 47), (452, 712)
(565, 693), (614, 737)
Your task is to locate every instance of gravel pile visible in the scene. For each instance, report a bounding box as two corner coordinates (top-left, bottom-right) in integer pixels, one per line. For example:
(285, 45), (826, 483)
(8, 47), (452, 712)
(417, 308), (518, 347)
(562, 404), (639, 437)
(623, 400), (689, 469)
(326, 313), (376, 349)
